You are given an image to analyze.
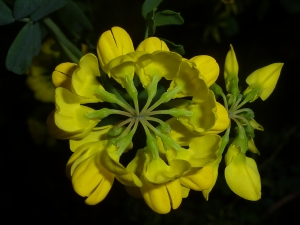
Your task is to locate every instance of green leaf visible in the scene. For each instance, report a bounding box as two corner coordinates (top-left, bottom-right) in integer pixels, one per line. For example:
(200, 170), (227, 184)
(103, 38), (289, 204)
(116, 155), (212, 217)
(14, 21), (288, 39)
(30, 0), (67, 21)
(153, 10), (184, 26)
(142, 0), (163, 19)
(5, 22), (41, 75)
(13, 0), (67, 21)
(0, 0), (14, 25)
(13, 0), (45, 20)
(56, 0), (93, 38)
(160, 38), (185, 55)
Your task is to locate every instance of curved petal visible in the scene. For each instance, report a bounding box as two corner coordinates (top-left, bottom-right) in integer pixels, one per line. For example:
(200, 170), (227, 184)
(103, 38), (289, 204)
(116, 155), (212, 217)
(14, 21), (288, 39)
(47, 110), (86, 140)
(97, 27), (134, 73)
(72, 53), (104, 102)
(136, 51), (182, 87)
(166, 117), (200, 147)
(207, 102), (230, 134)
(69, 125), (113, 152)
(180, 167), (214, 191)
(178, 91), (217, 134)
(71, 152), (114, 205)
(136, 37), (169, 53)
(52, 62), (77, 91)
(167, 134), (220, 168)
(202, 156), (222, 200)
(225, 151), (261, 200)
(107, 55), (135, 87)
(101, 145), (142, 187)
(54, 87), (99, 138)
(190, 55), (219, 87)
(145, 157), (190, 184)
(244, 63), (283, 101)
(169, 60), (208, 102)
(141, 178), (182, 214)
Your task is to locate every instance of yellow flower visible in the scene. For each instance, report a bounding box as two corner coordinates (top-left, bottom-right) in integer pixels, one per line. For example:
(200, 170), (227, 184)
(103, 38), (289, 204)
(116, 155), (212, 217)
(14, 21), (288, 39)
(48, 26), (225, 213)
(244, 63), (284, 101)
(224, 145), (261, 200)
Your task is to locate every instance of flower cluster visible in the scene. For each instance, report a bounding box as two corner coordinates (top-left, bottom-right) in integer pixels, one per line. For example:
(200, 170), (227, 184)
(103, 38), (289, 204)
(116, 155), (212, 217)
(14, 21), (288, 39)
(47, 27), (283, 214)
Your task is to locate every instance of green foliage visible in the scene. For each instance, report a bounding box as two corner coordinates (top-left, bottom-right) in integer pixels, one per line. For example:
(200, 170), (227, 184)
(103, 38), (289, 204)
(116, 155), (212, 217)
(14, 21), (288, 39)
(160, 38), (185, 55)
(0, 0), (14, 25)
(142, 0), (184, 38)
(141, 0), (163, 19)
(153, 10), (184, 26)
(13, 0), (67, 21)
(5, 22), (41, 74)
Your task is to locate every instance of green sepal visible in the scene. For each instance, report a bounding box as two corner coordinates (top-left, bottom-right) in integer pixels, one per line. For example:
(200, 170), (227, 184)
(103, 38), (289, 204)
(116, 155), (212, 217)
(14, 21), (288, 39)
(244, 124), (255, 139)
(228, 76), (239, 96)
(218, 124), (231, 156)
(160, 38), (185, 55)
(0, 0), (14, 25)
(108, 126), (125, 137)
(153, 10), (184, 26)
(166, 108), (193, 117)
(142, 0), (163, 19)
(156, 122), (171, 134)
(238, 109), (255, 120)
(210, 83), (224, 99)
(5, 22), (41, 74)
(85, 108), (113, 120)
(243, 87), (260, 103)
(233, 126), (248, 154)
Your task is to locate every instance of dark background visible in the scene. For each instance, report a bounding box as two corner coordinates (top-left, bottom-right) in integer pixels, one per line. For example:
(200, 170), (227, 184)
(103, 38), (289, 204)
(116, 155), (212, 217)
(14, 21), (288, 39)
(1, 0), (300, 224)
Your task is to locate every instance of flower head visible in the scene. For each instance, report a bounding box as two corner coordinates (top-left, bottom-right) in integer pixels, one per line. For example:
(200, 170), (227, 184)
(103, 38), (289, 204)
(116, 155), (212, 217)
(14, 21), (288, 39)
(48, 26), (229, 213)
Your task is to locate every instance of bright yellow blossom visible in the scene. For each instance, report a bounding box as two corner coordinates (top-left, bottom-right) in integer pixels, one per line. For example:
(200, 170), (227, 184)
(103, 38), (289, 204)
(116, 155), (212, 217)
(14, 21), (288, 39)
(48, 26), (227, 213)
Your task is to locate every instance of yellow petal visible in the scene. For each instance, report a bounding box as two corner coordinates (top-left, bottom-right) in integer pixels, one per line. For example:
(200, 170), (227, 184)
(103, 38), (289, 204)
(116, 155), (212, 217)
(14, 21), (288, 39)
(178, 91), (217, 134)
(69, 125), (113, 152)
(180, 167), (214, 191)
(101, 145), (142, 187)
(166, 117), (200, 146)
(52, 62), (77, 91)
(248, 139), (260, 155)
(141, 178), (182, 214)
(136, 51), (182, 87)
(72, 53), (104, 102)
(145, 157), (190, 184)
(225, 151), (261, 200)
(169, 60), (208, 102)
(190, 55), (219, 87)
(47, 110), (84, 140)
(54, 87), (98, 138)
(141, 180), (171, 214)
(136, 37), (169, 53)
(71, 153), (114, 205)
(167, 134), (220, 168)
(207, 102), (230, 134)
(202, 156), (222, 200)
(97, 27), (134, 73)
(245, 63), (283, 101)
(107, 55), (135, 87)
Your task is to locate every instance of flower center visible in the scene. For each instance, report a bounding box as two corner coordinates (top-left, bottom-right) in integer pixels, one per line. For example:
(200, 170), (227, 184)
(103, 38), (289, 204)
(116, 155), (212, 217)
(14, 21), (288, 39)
(85, 75), (193, 158)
